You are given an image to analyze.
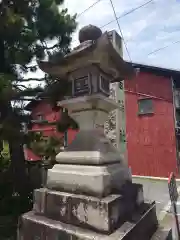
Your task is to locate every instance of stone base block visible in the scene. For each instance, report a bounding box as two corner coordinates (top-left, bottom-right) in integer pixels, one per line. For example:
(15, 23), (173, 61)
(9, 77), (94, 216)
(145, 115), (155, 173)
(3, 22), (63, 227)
(18, 202), (159, 240)
(56, 129), (128, 165)
(33, 189), (125, 233)
(47, 163), (131, 197)
(33, 184), (144, 233)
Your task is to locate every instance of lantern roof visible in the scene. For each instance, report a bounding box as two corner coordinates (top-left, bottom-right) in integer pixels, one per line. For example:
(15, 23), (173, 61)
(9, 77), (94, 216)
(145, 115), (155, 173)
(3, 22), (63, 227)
(38, 25), (135, 81)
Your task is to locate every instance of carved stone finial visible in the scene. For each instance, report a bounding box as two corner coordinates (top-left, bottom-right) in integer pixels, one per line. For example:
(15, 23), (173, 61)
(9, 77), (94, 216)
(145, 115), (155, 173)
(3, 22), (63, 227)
(78, 24), (102, 43)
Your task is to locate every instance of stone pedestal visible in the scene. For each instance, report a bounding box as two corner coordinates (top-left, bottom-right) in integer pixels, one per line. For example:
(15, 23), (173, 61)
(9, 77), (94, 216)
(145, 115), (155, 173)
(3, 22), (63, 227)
(18, 188), (172, 239)
(46, 95), (132, 198)
(18, 95), (172, 239)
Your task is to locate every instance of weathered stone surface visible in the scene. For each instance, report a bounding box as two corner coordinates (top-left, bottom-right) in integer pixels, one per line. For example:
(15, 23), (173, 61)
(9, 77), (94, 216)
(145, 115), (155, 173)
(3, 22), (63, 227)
(34, 189), (125, 233)
(32, 183), (145, 234)
(57, 95), (121, 134)
(39, 28), (135, 80)
(18, 202), (160, 240)
(117, 202), (158, 239)
(56, 130), (127, 165)
(119, 183), (144, 215)
(151, 227), (172, 240)
(47, 163), (131, 198)
(56, 150), (121, 165)
(79, 24), (102, 43)
(58, 94), (120, 118)
(33, 188), (47, 214)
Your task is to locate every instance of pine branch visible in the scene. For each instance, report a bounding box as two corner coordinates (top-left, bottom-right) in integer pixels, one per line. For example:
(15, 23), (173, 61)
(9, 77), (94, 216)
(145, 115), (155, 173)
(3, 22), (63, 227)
(15, 98), (36, 101)
(20, 79), (44, 83)
(25, 65), (38, 69)
(14, 84), (29, 89)
(42, 43), (60, 50)
(11, 86), (44, 100)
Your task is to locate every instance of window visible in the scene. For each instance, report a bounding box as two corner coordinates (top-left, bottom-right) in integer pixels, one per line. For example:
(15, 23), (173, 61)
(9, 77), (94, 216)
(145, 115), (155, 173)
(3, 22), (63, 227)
(138, 98), (153, 115)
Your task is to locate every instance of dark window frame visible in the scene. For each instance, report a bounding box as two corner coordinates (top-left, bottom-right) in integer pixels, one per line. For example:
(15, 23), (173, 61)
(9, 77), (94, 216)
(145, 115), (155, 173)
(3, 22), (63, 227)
(138, 98), (154, 116)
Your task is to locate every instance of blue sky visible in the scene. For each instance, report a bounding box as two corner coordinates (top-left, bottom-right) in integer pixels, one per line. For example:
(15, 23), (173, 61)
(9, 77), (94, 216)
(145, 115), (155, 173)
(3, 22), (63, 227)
(26, 0), (180, 82)
(63, 0), (180, 70)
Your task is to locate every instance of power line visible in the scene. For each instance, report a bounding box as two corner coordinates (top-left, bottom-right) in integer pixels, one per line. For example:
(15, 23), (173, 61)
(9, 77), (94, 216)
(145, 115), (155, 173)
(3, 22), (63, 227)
(77, 0), (102, 18)
(74, 0), (180, 60)
(72, 0), (154, 46)
(109, 0), (132, 62)
(147, 40), (180, 56)
(76, 0), (154, 29)
(101, 0), (154, 29)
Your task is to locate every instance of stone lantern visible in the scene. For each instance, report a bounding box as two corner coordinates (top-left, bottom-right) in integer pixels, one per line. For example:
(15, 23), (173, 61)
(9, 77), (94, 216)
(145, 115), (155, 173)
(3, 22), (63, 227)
(17, 25), (172, 240)
(39, 25), (134, 198)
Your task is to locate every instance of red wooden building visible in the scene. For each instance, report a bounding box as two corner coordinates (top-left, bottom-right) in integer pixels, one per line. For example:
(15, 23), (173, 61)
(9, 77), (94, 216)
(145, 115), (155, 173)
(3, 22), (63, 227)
(125, 63), (180, 177)
(25, 99), (77, 142)
(26, 62), (180, 177)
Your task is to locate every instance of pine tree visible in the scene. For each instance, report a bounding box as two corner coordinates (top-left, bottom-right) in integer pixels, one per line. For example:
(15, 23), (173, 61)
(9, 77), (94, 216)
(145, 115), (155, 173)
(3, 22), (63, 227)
(0, 0), (77, 195)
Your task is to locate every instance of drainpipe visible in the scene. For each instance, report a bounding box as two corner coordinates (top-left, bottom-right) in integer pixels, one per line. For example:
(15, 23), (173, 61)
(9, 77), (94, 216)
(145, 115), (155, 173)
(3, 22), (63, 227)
(171, 77), (180, 173)
(63, 108), (68, 148)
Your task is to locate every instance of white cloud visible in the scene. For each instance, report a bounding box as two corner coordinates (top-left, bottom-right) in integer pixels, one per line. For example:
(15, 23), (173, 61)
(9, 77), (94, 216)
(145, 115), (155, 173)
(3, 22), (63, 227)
(25, 0), (180, 86)
(64, 0), (180, 70)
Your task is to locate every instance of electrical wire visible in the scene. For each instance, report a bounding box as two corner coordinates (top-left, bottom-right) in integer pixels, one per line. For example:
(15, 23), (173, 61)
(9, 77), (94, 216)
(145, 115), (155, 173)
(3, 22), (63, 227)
(76, 0), (102, 18)
(105, 0), (180, 59)
(147, 40), (180, 56)
(73, 0), (180, 61)
(109, 0), (132, 62)
(71, 0), (154, 46)
(101, 0), (154, 29)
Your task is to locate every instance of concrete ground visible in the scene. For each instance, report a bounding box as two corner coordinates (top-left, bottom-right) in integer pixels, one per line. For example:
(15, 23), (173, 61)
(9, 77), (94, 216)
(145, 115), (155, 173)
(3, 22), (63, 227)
(132, 176), (180, 239)
(132, 177), (177, 216)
